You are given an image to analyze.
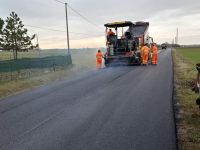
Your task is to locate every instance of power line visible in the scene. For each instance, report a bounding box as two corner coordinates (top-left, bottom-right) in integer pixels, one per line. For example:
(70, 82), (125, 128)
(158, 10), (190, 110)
(70, 34), (104, 40)
(39, 35), (103, 41)
(26, 24), (65, 32)
(25, 24), (103, 36)
(54, 0), (100, 28)
(54, 0), (65, 4)
(26, 24), (104, 41)
(67, 4), (102, 30)
(53, 0), (104, 34)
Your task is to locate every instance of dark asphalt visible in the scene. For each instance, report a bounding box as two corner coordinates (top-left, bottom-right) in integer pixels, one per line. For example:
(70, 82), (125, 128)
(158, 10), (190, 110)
(0, 49), (176, 150)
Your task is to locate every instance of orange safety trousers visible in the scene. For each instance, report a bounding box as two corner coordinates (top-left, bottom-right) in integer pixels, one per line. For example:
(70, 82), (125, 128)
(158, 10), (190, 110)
(96, 53), (102, 69)
(152, 53), (158, 65)
(152, 46), (158, 65)
(142, 47), (149, 65)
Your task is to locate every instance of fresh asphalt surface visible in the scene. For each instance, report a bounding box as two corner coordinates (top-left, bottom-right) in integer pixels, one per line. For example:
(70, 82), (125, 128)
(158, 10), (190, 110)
(0, 49), (176, 150)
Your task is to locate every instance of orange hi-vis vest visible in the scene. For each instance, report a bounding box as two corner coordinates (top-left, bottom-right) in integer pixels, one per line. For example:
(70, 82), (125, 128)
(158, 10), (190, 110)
(143, 46), (149, 55)
(152, 46), (158, 54)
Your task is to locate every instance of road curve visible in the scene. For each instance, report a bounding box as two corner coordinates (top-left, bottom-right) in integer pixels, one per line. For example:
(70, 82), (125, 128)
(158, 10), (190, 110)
(0, 49), (176, 150)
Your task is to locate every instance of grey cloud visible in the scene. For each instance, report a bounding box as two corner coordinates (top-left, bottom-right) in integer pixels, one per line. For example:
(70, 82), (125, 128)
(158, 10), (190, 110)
(1, 0), (200, 47)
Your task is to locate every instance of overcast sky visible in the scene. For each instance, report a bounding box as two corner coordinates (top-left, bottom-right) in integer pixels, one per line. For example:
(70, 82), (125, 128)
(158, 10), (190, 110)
(1, 0), (200, 49)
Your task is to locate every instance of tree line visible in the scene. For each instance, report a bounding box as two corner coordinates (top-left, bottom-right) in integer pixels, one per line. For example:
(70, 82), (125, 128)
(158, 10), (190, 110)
(0, 12), (36, 60)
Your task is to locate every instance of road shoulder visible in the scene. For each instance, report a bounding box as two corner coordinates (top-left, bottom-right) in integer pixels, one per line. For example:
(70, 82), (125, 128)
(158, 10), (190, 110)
(173, 48), (200, 150)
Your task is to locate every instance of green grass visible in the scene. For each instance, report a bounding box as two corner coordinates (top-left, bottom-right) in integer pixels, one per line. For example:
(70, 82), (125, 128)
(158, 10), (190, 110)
(0, 66), (74, 99)
(0, 49), (97, 99)
(173, 48), (200, 150)
(0, 49), (98, 73)
(0, 49), (97, 68)
(176, 47), (200, 63)
(0, 49), (97, 74)
(0, 50), (68, 61)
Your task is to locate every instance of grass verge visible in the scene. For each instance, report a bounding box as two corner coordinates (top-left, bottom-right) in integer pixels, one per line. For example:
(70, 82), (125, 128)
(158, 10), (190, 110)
(173, 48), (200, 150)
(0, 66), (72, 99)
(0, 49), (97, 100)
(0, 64), (95, 100)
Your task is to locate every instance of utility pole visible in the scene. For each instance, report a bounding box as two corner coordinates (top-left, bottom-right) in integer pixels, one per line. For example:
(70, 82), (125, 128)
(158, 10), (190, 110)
(176, 28), (179, 45)
(36, 34), (41, 57)
(36, 34), (39, 49)
(174, 37), (176, 45)
(172, 38), (174, 47)
(55, 0), (70, 55)
(65, 3), (70, 55)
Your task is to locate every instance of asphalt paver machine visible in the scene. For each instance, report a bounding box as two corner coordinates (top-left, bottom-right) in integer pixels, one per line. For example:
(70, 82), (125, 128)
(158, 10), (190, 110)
(104, 21), (152, 66)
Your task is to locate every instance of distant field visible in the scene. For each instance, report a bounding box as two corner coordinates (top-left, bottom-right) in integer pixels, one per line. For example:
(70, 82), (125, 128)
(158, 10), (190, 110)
(174, 47), (200, 149)
(0, 50), (67, 61)
(0, 49), (98, 70)
(176, 47), (200, 63)
(0, 48), (99, 99)
(70, 49), (97, 70)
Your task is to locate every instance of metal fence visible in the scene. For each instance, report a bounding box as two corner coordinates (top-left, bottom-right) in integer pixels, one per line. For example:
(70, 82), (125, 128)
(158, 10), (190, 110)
(0, 55), (72, 81)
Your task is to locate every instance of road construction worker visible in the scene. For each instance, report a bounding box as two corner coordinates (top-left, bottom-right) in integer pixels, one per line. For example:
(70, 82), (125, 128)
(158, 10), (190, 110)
(139, 44), (143, 54)
(196, 64), (200, 106)
(192, 64), (200, 92)
(140, 44), (144, 56)
(96, 49), (103, 69)
(141, 43), (149, 65)
(151, 43), (158, 65)
(196, 63), (200, 88)
(197, 65), (200, 85)
(107, 29), (115, 36)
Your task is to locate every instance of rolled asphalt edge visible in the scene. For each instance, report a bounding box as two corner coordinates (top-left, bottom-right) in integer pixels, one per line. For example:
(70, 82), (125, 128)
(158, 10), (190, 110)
(171, 48), (180, 150)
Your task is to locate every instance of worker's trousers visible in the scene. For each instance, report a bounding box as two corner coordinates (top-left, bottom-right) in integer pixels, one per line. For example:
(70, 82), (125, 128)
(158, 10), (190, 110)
(142, 54), (149, 65)
(96, 60), (102, 69)
(152, 53), (158, 65)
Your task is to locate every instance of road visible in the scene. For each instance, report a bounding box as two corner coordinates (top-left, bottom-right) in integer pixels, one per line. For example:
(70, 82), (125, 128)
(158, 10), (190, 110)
(0, 49), (177, 150)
